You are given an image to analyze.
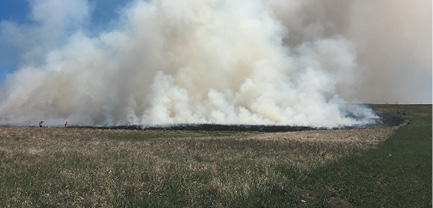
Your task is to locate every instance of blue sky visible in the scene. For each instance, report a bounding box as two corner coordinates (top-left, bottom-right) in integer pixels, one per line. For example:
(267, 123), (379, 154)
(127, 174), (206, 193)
(0, 0), (28, 78)
(0, 0), (30, 24)
(0, 0), (132, 85)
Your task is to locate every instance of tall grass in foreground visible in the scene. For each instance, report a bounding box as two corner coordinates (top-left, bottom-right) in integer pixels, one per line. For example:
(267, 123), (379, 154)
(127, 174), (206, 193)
(0, 105), (429, 207)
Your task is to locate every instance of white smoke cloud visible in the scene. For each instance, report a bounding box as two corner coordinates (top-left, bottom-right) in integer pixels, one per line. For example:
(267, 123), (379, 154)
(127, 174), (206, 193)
(268, 0), (432, 104)
(3, 0), (428, 127)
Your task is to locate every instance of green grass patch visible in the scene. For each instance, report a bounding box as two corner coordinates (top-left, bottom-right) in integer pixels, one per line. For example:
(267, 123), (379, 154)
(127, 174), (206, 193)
(300, 104), (432, 207)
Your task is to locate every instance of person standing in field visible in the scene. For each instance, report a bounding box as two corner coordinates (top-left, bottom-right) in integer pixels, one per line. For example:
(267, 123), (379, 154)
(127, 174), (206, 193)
(65, 122), (68, 128)
(39, 121), (43, 127)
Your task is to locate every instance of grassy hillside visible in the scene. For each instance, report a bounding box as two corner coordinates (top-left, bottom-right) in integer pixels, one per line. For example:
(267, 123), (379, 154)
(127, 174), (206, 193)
(0, 104), (430, 207)
(299, 104), (432, 207)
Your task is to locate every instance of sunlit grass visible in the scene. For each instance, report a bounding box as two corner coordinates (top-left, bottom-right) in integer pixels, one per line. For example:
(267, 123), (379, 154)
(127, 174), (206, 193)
(0, 121), (399, 207)
(301, 104), (432, 207)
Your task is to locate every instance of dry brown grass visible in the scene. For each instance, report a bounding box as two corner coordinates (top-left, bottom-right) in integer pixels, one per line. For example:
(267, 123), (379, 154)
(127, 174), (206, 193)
(0, 126), (398, 207)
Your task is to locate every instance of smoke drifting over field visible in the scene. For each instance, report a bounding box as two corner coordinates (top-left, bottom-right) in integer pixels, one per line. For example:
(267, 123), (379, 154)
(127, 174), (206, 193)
(0, 0), (430, 127)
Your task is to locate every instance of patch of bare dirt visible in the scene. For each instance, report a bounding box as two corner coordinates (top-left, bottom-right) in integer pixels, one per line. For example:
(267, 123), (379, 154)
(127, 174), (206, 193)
(294, 187), (354, 208)
(328, 197), (353, 208)
(294, 188), (315, 203)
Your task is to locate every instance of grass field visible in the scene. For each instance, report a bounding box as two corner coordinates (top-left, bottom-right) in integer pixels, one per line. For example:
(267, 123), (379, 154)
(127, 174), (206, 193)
(0, 104), (431, 207)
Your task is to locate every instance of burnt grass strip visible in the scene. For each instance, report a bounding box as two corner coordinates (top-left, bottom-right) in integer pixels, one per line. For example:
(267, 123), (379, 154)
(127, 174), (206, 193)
(10, 104), (407, 131)
(99, 124), (319, 132)
(71, 112), (404, 132)
(67, 104), (409, 132)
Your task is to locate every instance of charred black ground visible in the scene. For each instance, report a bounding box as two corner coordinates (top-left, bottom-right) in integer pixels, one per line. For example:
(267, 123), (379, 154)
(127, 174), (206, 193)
(6, 104), (410, 132)
(72, 108), (404, 132)
(95, 124), (319, 132)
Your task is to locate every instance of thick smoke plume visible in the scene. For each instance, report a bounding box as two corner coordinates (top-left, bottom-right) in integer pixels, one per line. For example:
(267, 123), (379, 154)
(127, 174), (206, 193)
(0, 0), (430, 127)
